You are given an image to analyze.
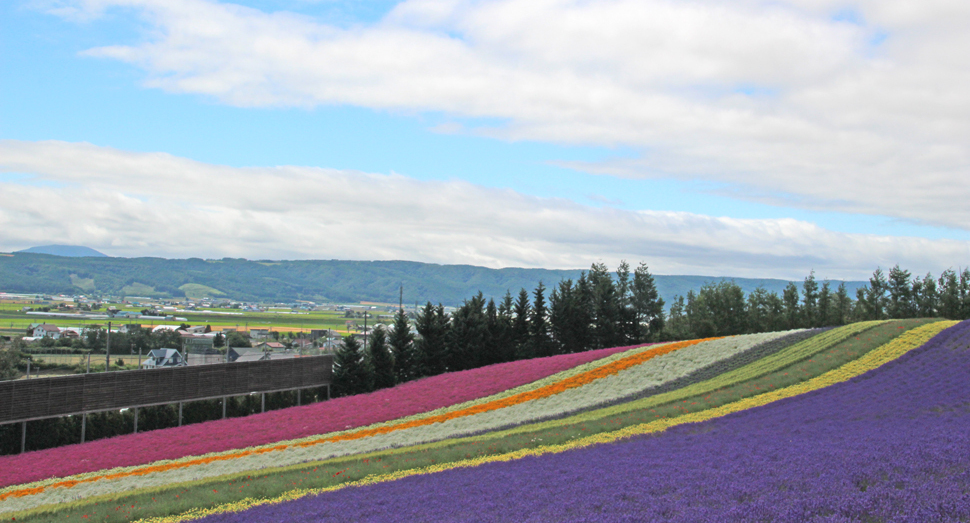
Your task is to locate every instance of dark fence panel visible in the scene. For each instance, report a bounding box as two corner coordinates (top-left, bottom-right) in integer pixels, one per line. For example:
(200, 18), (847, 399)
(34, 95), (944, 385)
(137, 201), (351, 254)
(0, 356), (332, 424)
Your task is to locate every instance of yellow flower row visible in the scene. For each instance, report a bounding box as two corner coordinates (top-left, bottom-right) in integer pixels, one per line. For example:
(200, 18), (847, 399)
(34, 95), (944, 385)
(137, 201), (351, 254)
(138, 320), (955, 523)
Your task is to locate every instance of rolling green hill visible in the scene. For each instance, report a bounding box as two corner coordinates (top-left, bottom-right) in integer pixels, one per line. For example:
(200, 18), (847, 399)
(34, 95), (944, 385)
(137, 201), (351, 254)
(0, 252), (865, 306)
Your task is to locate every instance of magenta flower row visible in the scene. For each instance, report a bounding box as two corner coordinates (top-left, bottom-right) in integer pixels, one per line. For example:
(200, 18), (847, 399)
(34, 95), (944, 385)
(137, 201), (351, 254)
(0, 344), (643, 488)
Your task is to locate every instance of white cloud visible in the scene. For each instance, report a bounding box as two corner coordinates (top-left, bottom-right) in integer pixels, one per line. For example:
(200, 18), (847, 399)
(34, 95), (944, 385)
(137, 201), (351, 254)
(46, 0), (970, 232)
(2, 140), (968, 280)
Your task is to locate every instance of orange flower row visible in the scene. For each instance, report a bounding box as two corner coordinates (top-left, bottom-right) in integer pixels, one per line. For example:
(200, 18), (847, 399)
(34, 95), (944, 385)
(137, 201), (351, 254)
(2, 338), (709, 502)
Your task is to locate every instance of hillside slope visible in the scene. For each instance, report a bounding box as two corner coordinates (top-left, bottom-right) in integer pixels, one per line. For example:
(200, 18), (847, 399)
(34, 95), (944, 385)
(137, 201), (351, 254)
(0, 319), (961, 522)
(0, 253), (865, 305)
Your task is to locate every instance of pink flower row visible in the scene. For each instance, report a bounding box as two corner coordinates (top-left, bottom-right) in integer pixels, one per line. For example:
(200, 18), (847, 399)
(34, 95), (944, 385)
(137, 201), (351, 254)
(0, 345), (643, 488)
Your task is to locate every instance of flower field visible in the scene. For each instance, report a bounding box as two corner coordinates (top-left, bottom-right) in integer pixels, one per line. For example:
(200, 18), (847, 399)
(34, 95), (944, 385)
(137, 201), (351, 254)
(3, 319), (965, 522)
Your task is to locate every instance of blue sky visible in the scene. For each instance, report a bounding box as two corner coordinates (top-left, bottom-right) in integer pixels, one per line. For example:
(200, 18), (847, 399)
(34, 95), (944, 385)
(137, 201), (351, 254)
(2, 0), (970, 279)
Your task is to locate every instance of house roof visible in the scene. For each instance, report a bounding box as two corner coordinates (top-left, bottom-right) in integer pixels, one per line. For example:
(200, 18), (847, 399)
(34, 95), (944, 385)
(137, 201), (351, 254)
(234, 353), (269, 362)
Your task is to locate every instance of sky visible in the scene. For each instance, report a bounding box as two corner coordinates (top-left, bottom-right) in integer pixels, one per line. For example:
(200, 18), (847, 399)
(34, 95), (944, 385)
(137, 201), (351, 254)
(1, 0), (969, 280)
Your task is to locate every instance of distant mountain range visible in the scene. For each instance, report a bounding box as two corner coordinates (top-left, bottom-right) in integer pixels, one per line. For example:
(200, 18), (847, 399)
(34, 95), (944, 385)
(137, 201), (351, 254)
(16, 245), (108, 257)
(0, 250), (867, 307)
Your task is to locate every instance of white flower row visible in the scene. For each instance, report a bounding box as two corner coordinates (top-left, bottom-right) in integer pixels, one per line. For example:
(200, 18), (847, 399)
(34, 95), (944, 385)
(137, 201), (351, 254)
(3, 332), (798, 514)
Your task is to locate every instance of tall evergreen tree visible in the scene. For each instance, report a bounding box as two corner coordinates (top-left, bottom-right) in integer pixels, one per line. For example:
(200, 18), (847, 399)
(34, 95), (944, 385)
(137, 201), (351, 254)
(512, 288), (532, 359)
(938, 269), (960, 319)
(664, 295), (691, 340)
(957, 268), (970, 320)
(632, 263), (665, 341)
(914, 272), (938, 318)
(818, 281), (832, 327)
(589, 263), (621, 349)
(530, 282), (553, 358)
(698, 281), (746, 336)
(496, 291), (517, 362)
(615, 261), (638, 344)
(863, 268), (889, 320)
(389, 308), (416, 383)
(746, 287), (772, 334)
(802, 271), (819, 327)
(782, 282), (801, 329)
(447, 293), (488, 371)
(482, 298), (507, 365)
(367, 326), (395, 390)
(887, 264), (914, 318)
(332, 335), (372, 397)
(550, 279), (592, 354)
(415, 302), (448, 376)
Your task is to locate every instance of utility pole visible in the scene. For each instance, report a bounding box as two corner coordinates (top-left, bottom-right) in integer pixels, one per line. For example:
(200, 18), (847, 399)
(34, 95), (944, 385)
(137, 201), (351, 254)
(105, 321), (111, 371)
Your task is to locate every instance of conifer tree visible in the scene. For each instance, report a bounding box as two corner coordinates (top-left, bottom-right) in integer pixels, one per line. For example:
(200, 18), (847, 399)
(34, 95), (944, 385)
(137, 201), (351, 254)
(512, 288), (532, 359)
(496, 292), (517, 362)
(887, 264), (914, 318)
(632, 263), (664, 341)
(447, 293), (488, 370)
(589, 262), (621, 349)
(802, 271), (819, 327)
(530, 282), (553, 358)
(482, 298), (506, 365)
(415, 302), (448, 376)
(818, 281), (832, 327)
(389, 308), (416, 383)
(367, 326), (395, 390)
(782, 282), (801, 329)
(938, 269), (960, 319)
(914, 272), (938, 317)
(333, 335), (372, 397)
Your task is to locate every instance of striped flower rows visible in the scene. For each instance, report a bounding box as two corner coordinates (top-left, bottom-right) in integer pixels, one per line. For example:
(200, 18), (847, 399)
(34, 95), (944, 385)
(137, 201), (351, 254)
(134, 320), (958, 523)
(0, 344), (641, 490)
(1, 338), (714, 513)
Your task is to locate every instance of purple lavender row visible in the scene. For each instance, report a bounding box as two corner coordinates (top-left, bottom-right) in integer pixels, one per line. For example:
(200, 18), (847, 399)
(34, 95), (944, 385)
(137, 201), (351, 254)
(201, 320), (970, 523)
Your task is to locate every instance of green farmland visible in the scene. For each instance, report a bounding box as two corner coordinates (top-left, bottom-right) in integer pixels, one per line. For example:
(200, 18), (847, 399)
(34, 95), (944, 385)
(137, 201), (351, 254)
(0, 302), (394, 339)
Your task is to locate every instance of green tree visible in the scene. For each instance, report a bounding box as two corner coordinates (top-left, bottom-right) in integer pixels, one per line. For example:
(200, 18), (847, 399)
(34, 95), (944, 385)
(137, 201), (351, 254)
(388, 308), (416, 383)
(818, 281), (832, 327)
(366, 326), (395, 390)
(938, 269), (960, 319)
(782, 282), (801, 329)
(550, 278), (592, 354)
(802, 271), (819, 327)
(0, 340), (23, 381)
(333, 335), (372, 397)
(225, 330), (251, 348)
(529, 282), (553, 358)
(861, 268), (889, 320)
(496, 292), (517, 362)
(589, 263), (621, 349)
(415, 302), (448, 376)
(213, 332), (225, 348)
(887, 264), (914, 318)
(632, 263), (664, 341)
(447, 293), (488, 370)
(512, 288), (532, 359)
(914, 272), (938, 317)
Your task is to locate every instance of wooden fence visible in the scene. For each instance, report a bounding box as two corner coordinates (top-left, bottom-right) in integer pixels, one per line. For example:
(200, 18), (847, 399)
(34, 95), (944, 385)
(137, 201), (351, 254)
(0, 355), (333, 425)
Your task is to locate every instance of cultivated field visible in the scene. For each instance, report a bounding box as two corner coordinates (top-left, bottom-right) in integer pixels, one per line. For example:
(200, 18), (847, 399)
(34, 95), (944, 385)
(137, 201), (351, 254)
(1, 319), (967, 522)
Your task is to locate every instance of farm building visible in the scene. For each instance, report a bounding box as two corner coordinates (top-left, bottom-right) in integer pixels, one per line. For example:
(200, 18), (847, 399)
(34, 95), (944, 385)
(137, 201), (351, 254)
(140, 349), (186, 368)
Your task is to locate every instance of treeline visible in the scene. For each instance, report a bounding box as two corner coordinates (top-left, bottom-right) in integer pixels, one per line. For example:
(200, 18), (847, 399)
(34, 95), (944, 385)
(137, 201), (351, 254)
(334, 262), (664, 396)
(332, 263), (970, 397)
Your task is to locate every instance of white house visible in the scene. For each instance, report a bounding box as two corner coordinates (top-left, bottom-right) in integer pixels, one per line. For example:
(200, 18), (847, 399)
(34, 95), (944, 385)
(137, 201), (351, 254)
(32, 324), (61, 339)
(140, 349), (186, 368)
